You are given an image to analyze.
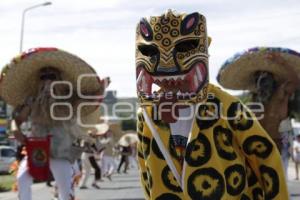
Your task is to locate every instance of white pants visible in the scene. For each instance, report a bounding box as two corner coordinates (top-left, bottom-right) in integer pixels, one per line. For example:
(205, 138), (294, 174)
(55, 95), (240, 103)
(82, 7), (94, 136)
(79, 152), (92, 187)
(17, 157), (75, 200)
(102, 155), (116, 175)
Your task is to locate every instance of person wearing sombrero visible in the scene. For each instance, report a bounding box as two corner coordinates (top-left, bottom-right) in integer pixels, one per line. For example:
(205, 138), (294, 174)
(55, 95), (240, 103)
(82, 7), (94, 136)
(1, 47), (110, 200)
(79, 123), (108, 189)
(135, 10), (288, 199)
(218, 47), (300, 175)
(117, 132), (138, 174)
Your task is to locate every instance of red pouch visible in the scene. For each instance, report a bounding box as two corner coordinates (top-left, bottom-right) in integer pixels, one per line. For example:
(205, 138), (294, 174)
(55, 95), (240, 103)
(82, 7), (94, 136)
(26, 136), (50, 181)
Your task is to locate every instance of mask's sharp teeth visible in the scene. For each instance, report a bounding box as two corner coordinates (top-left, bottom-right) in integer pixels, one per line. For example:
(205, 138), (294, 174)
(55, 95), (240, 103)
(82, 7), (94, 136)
(194, 74), (199, 89)
(137, 70), (144, 86)
(196, 66), (203, 82)
(163, 79), (168, 86)
(156, 77), (163, 84)
(158, 77), (164, 82)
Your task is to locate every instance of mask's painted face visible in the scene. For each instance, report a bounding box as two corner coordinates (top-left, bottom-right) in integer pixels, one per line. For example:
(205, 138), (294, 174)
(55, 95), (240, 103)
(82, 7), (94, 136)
(136, 10), (210, 104)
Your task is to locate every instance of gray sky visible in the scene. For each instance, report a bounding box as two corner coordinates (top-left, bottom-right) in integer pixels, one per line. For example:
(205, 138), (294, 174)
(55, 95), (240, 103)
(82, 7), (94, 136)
(1, 0), (300, 97)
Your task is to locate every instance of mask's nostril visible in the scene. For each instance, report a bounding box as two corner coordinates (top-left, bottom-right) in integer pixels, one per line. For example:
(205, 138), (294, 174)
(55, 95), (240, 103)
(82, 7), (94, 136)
(157, 66), (178, 73)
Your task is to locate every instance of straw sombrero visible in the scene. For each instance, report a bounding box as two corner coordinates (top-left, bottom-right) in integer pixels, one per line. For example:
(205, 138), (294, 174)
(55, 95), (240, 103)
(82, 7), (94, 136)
(0, 47), (103, 115)
(84, 122), (109, 136)
(118, 132), (138, 147)
(94, 123), (110, 136)
(217, 47), (300, 91)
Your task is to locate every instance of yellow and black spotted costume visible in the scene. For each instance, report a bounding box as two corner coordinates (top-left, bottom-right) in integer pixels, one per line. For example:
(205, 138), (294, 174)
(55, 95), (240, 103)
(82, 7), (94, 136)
(135, 10), (288, 200)
(137, 84), (288, 199)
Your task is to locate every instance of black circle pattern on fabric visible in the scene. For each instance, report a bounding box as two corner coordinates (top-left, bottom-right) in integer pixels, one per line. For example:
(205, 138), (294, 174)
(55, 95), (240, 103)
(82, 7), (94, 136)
(227, 102), (253, 131)
(252, 187), (264, 200)
(137, 133), (144, 159)
(243, 135), (273, 159)
(196, 96), (221, 130)
(137, 112), (144, 133)
(213, 126), (237, 160)
(187, 168), (225, 200)
(161, 166), (182, 192)
(169, 136), (182, 161)
(151, 139), (164, 160)
(245, 163), (258, 187)
(241, 194), (251, 200)
(155, 193), (181, 200)
(185, 133), (211, 167)
(147, 168), (153, 190)
(259, 165), (279, 199)
(142, 171), (151, 197)
(224, 164), (246, 196)
(138, 135), (151, 159)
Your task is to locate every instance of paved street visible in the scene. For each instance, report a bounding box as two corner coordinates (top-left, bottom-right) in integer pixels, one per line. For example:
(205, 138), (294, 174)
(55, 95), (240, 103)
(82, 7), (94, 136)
(0, 169), (144, 200)
(1, 162), (300, 200)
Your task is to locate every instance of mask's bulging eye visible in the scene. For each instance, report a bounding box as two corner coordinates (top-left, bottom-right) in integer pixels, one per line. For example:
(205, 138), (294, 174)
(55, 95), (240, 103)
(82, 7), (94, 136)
(175, 39), (199, 53)
(138, 45), (159, 57)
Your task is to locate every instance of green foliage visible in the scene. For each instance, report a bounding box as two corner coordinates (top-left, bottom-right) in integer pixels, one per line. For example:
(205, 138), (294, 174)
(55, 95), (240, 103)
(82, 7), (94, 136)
(0, 174), (14, 192)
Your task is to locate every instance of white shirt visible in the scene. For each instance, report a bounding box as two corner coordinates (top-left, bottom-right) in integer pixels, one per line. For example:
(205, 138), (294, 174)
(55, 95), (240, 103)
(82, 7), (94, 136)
(169, 107), (194, 147)
(293, 140), (300, 161)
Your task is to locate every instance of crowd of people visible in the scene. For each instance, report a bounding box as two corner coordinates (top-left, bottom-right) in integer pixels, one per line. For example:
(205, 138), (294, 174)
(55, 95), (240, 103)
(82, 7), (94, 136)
(77, 124), (138, 189)
(11, 121), (138, 199)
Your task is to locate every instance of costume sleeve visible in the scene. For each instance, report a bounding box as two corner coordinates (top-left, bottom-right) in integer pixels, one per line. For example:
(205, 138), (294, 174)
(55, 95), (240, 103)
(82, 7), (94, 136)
(226, 100), (289, 199)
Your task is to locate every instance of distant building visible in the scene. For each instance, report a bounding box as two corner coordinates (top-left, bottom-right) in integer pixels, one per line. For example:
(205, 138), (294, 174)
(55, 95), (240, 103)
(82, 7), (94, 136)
(102, 90), (138, 122)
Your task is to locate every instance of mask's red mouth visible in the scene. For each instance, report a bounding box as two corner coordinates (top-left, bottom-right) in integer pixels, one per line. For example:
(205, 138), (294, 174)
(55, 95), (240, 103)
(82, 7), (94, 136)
(136, 62), (207, 101)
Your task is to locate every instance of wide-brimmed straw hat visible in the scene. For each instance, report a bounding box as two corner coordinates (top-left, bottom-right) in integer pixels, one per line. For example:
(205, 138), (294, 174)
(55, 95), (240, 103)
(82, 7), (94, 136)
(0, 47), (103, 115)
(217, 47), (300, 91)
(118, 132), (138, 147)
(93, 123), (110, 136)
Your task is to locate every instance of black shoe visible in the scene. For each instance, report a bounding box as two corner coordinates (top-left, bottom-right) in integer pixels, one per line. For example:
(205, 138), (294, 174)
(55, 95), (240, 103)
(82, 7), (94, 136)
(92, 183), (101, 189)
(46, 182), (53, 187)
